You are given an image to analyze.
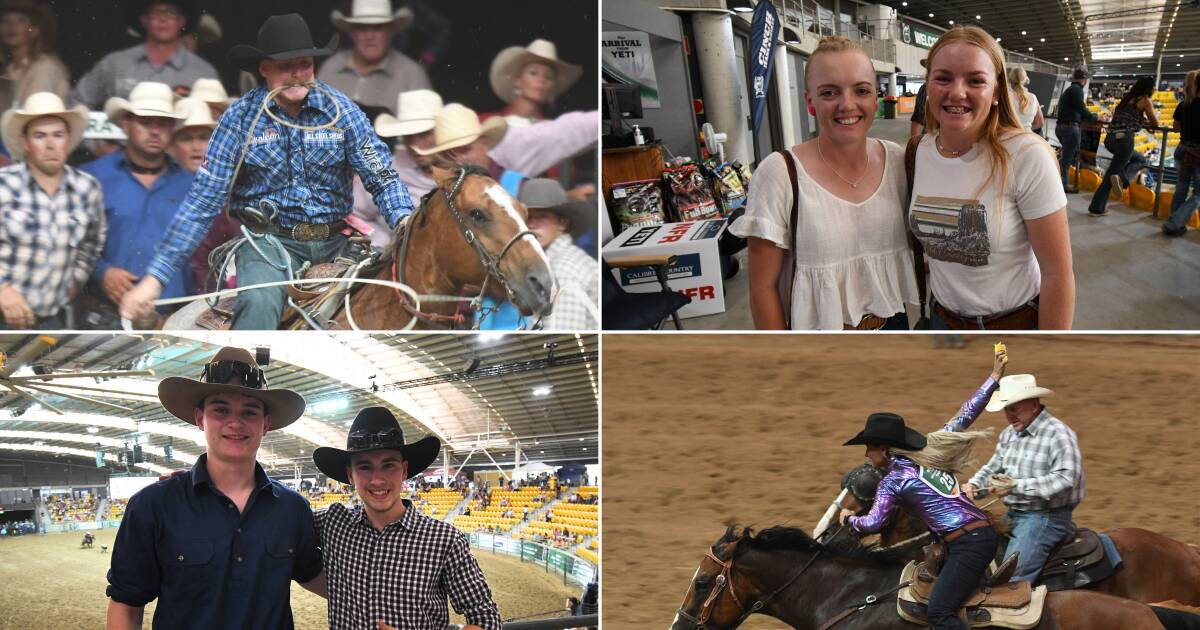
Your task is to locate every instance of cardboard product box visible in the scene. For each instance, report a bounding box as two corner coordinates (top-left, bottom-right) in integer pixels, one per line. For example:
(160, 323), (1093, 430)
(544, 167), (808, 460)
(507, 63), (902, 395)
(602, 219), (728, 318)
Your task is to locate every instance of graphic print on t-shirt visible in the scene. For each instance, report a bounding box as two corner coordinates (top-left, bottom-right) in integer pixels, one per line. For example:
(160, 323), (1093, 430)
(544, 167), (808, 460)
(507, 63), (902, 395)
(910, 195), (991, 267)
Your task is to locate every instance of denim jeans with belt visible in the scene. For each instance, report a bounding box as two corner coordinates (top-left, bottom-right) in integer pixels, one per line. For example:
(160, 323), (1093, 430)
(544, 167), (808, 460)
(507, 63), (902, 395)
(1166, 144), (1200, 231)
(233, 233), (349, 330)
(928, 525), (999, 630)
(1004, 507), (1074, 583)
(1089, 133), (1139, 215)
(1056, 122), (1081, 187)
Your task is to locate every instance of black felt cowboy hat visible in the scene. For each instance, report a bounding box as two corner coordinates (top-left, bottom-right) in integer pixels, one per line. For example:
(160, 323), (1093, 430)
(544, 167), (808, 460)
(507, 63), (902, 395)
(312, 407), (441, 484)
(228, 13), (339, 73)
(125, 0), (201, 36)
(158, 346), (306, 430)
(843, 412), (927, 450)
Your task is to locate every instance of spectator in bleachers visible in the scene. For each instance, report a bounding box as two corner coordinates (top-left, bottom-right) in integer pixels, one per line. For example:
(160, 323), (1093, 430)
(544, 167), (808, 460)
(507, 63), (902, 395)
(519, 178), (597, 329)
(0, 0), (69, 109)
(72, 0), (217, 109)
(187, 77), (233, 120)
(311, 406), (501, 630)
(318, 0), (430, 115)
(167, 97), (213, 174)
(485, 39), (580, 128)
(79, 81), (193, 329)
(106, 345), (324, 629)
(0, 92), (104, 329)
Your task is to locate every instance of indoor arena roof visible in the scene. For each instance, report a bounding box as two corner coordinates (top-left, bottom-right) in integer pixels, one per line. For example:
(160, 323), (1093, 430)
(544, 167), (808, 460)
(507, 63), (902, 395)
(0, 333), (598, 477)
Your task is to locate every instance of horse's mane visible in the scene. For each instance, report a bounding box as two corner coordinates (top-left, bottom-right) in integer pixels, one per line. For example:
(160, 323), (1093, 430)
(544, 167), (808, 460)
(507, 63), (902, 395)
(718, 523), (908, 566)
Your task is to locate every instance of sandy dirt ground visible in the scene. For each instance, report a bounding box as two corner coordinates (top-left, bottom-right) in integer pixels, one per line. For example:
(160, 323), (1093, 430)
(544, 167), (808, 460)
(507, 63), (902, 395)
(602, 334), (1200, 629)
(0, 528), (574, 629)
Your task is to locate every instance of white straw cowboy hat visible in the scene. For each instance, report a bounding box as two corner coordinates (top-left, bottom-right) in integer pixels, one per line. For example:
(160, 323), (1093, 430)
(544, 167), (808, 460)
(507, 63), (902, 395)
(172, 97), (217, 136)
(375, 89), (442, 138)
(985, 374), (1055, 412)
(489, 38), (582, 104)
(104, 81), (185, 125)
(0, 92), (88, 161)
(188, 78), (234, 109)
(411, 103), (507, 156)
(331, 0), (413, 32)
(158, 346), (305, 431)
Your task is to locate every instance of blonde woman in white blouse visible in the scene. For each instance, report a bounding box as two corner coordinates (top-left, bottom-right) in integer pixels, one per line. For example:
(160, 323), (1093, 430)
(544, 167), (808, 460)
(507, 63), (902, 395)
(730, 36), (918, 330)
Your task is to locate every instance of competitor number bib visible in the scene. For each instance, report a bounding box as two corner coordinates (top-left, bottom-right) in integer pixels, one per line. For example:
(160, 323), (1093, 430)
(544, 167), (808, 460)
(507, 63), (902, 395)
(918, 466), (960, 498)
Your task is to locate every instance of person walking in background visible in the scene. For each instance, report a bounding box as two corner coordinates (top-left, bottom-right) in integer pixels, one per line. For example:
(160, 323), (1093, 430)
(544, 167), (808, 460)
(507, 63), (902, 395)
(1056, 66), (1098, 193)
(1164, 70), (1200, 236)
(1088, 77), (1156, 217)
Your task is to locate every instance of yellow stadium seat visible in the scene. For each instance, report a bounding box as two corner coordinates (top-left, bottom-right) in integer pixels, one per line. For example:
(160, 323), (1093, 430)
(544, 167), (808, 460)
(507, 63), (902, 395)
(1079, 169), (1101, 192)
(1190, 210), (1200, 229)
(1129, 183), (1156, 213)
(1159, 191), (1174, 218)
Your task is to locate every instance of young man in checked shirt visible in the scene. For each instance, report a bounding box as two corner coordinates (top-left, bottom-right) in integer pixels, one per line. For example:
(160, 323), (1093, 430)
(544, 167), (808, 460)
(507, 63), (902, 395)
(312, 407), (502, 630)
(120, 13), (414, 329)
(961, 373), (1084, 584)
(519, 178), (597, 330)
(0, 92), (106, 329)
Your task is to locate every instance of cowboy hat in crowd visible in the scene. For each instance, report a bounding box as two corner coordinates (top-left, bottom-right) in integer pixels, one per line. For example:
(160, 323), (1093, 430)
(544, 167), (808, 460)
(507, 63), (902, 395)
(519, 178), (592, 223)
(0, 92), (88, 161)
(104, 81), (186, 125)
(411, 103), (506, 156)
(375, 89), (442, 139)
(331, 0), (413, 33)
(985, 374), (1054, 412)
(158, 346), (306, 430)
(489, 38), (582, 104)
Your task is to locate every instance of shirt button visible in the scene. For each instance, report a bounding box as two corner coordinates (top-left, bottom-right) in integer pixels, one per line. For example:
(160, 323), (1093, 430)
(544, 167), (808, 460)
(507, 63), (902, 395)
(228, 503), (234, 509)
(236, 556), (243, 563)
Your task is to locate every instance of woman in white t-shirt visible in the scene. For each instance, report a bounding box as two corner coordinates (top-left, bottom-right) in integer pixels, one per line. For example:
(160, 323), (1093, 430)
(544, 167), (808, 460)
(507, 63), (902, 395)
(1007, 67), (1043, 132)
(729, 36), (918, 330)
(911, 26), (1074, 329)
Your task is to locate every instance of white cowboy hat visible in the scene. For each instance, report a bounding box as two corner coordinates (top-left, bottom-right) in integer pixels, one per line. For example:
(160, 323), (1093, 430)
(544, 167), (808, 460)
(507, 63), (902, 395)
(189, 78), (233, 109)
(331, 0), (413, 32)
(489, 38), (582, 104)
(375, 89), (442, 138)
(104, 81), (185, 125)
(0, 92), (89, 161)
(985, 374), (1055, 412)
(411, 103), (507, 156)
(172, 97), (217, 136)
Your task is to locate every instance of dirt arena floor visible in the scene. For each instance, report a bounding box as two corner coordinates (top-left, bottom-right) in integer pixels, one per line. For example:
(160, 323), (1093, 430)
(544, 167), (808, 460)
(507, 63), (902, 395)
(0, 528), (574, 629)
(603, 334), (1200, 628)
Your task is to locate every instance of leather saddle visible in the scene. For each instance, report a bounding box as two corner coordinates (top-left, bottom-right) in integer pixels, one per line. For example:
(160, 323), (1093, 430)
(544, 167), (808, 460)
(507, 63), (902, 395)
(898, 559), (1047, 629)
(1035, 527), (1117, 591)
(189, 261), (359, 331)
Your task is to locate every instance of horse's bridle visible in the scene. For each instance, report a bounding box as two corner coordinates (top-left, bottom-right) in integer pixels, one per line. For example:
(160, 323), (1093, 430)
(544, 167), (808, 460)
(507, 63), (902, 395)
(674, 545), (822, 629)
(392, 167), (541, 327)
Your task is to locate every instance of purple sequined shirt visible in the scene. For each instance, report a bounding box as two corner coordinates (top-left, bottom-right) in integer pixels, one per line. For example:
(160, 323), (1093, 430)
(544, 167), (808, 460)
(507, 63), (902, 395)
(848, 376), (996, 535)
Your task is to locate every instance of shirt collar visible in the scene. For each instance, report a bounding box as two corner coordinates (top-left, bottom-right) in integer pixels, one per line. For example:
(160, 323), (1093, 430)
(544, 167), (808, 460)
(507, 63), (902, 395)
(189, 453), (277, 498)
(1017, 407), (1049, 437)
(137, 42), (187, 70)
(18, 162), (78, 196)
(117, 150), (182, 176)
(354, 497), (419, 532)
(336, 50), (396, 78)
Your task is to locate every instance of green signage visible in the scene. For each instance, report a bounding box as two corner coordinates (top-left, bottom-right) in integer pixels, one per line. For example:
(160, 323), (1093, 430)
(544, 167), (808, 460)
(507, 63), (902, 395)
(900, 21), (940, 50)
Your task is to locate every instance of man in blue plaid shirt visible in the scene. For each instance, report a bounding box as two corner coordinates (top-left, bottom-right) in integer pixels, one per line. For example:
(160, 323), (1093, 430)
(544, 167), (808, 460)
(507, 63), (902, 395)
(120, 13), (413, 329)
(963, 373), (1085, 584)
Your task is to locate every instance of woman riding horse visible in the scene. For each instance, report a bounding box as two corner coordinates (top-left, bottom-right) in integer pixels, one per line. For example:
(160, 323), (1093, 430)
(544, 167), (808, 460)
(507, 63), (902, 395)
(838, 348), (1008, 630)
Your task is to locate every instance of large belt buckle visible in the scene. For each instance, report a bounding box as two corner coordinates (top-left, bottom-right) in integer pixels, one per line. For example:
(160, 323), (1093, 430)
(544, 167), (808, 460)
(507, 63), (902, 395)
(292, 222), (329, 241)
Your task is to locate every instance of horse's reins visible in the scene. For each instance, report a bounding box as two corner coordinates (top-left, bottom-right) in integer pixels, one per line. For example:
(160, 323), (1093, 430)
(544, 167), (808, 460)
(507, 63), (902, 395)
(391, 167), (541, 329)
(675, 544), (822, 629)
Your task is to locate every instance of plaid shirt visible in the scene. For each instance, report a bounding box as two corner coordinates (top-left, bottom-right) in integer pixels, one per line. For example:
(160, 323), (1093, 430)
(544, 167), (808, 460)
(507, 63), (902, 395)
(144, 81), (413, 286)
(315, 500), (502, 630)
(0, 163), (105, 317)
(543, 234), (598, 330)
(968, 407), (1085, 511)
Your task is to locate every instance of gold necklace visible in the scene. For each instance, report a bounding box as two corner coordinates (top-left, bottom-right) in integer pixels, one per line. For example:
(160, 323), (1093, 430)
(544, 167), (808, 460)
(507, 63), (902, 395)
(935, 134), (969, 158)
(816, 136), (870, 189)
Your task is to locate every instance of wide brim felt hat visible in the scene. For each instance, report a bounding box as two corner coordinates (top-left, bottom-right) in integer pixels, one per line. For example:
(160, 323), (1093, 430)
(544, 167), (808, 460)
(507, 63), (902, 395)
(312, 406), (441, 484)
(411, 103), (507, 156)
(331, 0), (414, 32)
(172, 97), (217, 135)
(158, 346), (306, 431)
(985, 374), (1054, 412)
(1, 92), (88, 161)
(489, 38), (583, 104)
(125, 0), (201, 35)
(103, 81), (185, 124)
(228, 13), (339, 73)
(374, 89), (443, 138)
(0, 0), (57, 49)
(843, 412), (927, 450)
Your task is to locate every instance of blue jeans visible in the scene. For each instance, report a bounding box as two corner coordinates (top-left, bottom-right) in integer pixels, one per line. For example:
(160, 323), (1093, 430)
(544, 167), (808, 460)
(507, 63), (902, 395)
(1005, 507), (1074, 583)
(928, 525), (999, 630)
(1166, 144), (1200, 231)
(1089, 133), (1143, 215)
(1057, 122), (1081, 187)
(233, 233), (349, 330)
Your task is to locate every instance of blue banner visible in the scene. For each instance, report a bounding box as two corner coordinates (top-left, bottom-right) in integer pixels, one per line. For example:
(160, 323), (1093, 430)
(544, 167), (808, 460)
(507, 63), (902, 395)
(749, 0), (780, 136)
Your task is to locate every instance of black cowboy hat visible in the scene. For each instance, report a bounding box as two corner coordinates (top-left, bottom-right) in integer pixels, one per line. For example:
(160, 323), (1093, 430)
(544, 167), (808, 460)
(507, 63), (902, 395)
(228, 13), (339, 73)
(158, 346), (306, 431)
(125, 0), (201, 35)
(312, 407), (441, 484)
(843, 412), (927, 450)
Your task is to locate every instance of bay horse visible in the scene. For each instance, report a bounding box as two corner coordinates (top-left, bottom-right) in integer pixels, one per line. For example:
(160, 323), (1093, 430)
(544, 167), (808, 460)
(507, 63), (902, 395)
(821, 465), (1200, 607)
(334, 165), (555, 329)
(670, 524), (1167, 630)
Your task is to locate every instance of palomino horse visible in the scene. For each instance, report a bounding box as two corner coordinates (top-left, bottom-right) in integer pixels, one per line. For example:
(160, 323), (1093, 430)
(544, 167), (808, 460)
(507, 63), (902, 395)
(819, 465), (1200, 607)
(334, 165), (555, 329)
(670, 525), (1167, 630)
